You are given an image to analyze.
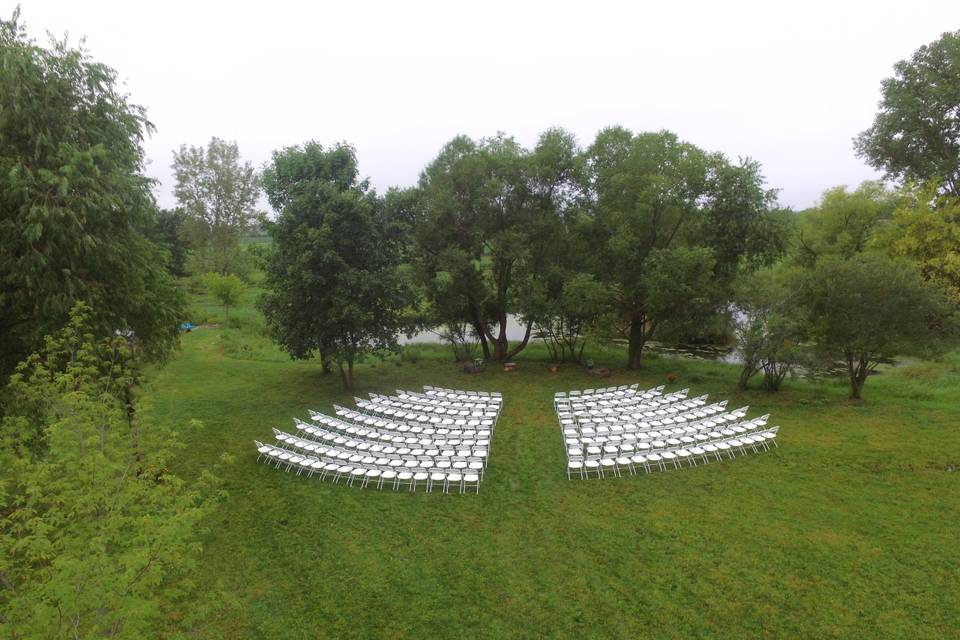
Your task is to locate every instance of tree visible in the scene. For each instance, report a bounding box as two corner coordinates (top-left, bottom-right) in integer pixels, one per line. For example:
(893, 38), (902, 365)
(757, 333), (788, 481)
(522, 271), (614, 363)
(414, 129), (581, 362)
(203, 272), (245, 320)
(0, 304), (227, 637)
(873, 185), (960, 305)
(172, 137), (260, 276)
(732, 268), (805, 391)
(583, 128), (781, 369)
(0, 11), (185, 382)
(146, 208), (191, 277)
(855, 30), (960, 197)
(796, 182), (899, 267)
(794, 254), (952, 399)
(259, 142), (411, 390)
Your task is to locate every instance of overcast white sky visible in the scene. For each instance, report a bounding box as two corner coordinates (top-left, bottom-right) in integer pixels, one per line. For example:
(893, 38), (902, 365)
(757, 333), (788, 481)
(11, 1), (960, 212)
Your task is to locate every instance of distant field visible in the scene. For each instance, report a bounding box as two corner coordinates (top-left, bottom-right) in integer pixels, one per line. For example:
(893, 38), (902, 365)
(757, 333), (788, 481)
(239, 232), (272, 248)
(143, 287), (960, 639)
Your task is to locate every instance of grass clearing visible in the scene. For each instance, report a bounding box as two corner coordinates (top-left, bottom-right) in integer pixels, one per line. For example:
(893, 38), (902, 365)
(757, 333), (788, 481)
(142, 293), (960, 638)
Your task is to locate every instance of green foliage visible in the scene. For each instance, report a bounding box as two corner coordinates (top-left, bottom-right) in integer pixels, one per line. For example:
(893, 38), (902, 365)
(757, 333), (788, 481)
(259, 142), (411, 390)
(733, 267), (806, 391)
(414, 129), (583, 362)
(0, 11), (185, 380)
(172, 137), (261, 276)
(793, 253), (954, 398)
(203, 272), (245, 320)
(796, 181), (899, 266)
(185, 244), (256, 282)
(874, 186), (960, 304)
(583, 128), (782, 368)
(0, 303), (227, 638)
(855, 29), (960, 196)
(146, 208), (191, 277)
(523, 272), (614, 363)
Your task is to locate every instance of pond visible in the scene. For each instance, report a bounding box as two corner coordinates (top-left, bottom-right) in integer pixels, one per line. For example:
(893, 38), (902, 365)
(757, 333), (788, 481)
(401, 317), (745, 363)
(400, 318), (910, 374)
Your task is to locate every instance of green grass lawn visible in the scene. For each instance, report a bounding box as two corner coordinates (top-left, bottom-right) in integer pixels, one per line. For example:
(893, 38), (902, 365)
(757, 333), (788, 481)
(142, 292), (960, 639)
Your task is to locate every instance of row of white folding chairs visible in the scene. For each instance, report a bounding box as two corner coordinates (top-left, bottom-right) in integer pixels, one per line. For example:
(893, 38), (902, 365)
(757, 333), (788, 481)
(311, 411), (490, 439)
(387, 390), (501, 410)
(255, 442), (482, 493)
(556, 388), (691, 413)
(559, 403), (738, 439)
(319, 409), (492, 437)
(354, 398), (498, 422)
(567, 428), (780, 479)
(556, 394), (689, 418)
(562, 409), (758, 447)
(337, 404), (496, 429)
(558, 398), (723, 432)
(563, 410), (755, 447)
(423, 386), (502, 401)
(565, 416), (769, 459)
(558, 392), (705, 422)
(271, 431), (488, 475)
(297, 417), (489, 450)
(395, 388), (501, 406)
(368, 396), (499, 418)
(288, 423), (490, 462)
(554, 383), (646, 401)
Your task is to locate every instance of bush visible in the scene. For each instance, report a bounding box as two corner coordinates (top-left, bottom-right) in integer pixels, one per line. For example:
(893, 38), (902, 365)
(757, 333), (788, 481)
(203, 272), (245, 320)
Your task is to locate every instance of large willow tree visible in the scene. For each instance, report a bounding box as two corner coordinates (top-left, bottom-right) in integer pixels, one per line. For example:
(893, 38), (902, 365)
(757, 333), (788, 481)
(583, 128), (783, 369)
(414, 129), (581, 361)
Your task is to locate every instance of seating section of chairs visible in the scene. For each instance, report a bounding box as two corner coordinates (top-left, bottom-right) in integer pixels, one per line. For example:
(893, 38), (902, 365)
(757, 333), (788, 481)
(253, 386), (501, 493)
(557, 384), (780, 479)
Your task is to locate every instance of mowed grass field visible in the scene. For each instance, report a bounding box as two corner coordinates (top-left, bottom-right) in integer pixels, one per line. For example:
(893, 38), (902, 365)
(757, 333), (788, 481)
(142, 288), (960, 639)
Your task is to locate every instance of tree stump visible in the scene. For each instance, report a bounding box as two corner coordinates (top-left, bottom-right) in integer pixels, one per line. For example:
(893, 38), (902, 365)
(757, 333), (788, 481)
(463, 362), (483, 374)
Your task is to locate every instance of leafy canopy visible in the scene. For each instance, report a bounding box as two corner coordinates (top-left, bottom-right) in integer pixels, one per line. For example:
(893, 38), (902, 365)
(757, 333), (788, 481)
(203, 272), (245, 320)
(795, 181), (899, 266)
(0, 303), (228, 638)
(583, 127), (781, 368)
(873, 186), (960, 305)
(855, 29), (960, 196)
(793, 253), (953, 398)
(414, 129), (582, 361)
(259, 142), (411, 389)
(172, 137), (261, 276)
(0, 10), (184, 380)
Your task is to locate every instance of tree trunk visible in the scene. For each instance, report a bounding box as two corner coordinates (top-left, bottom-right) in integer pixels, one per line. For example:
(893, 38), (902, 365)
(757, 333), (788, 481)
(846, 352), (868, 400)
(468, 303), (491, 360)
(486, 313), (509, 361)
(627, 311), (645, 370)
(505, 321), (533, 360)
(850, 377), (863, 400)
(763, 362), (788, 391)
(737, 363), (757, 391)
(337, 359), (354, 391)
